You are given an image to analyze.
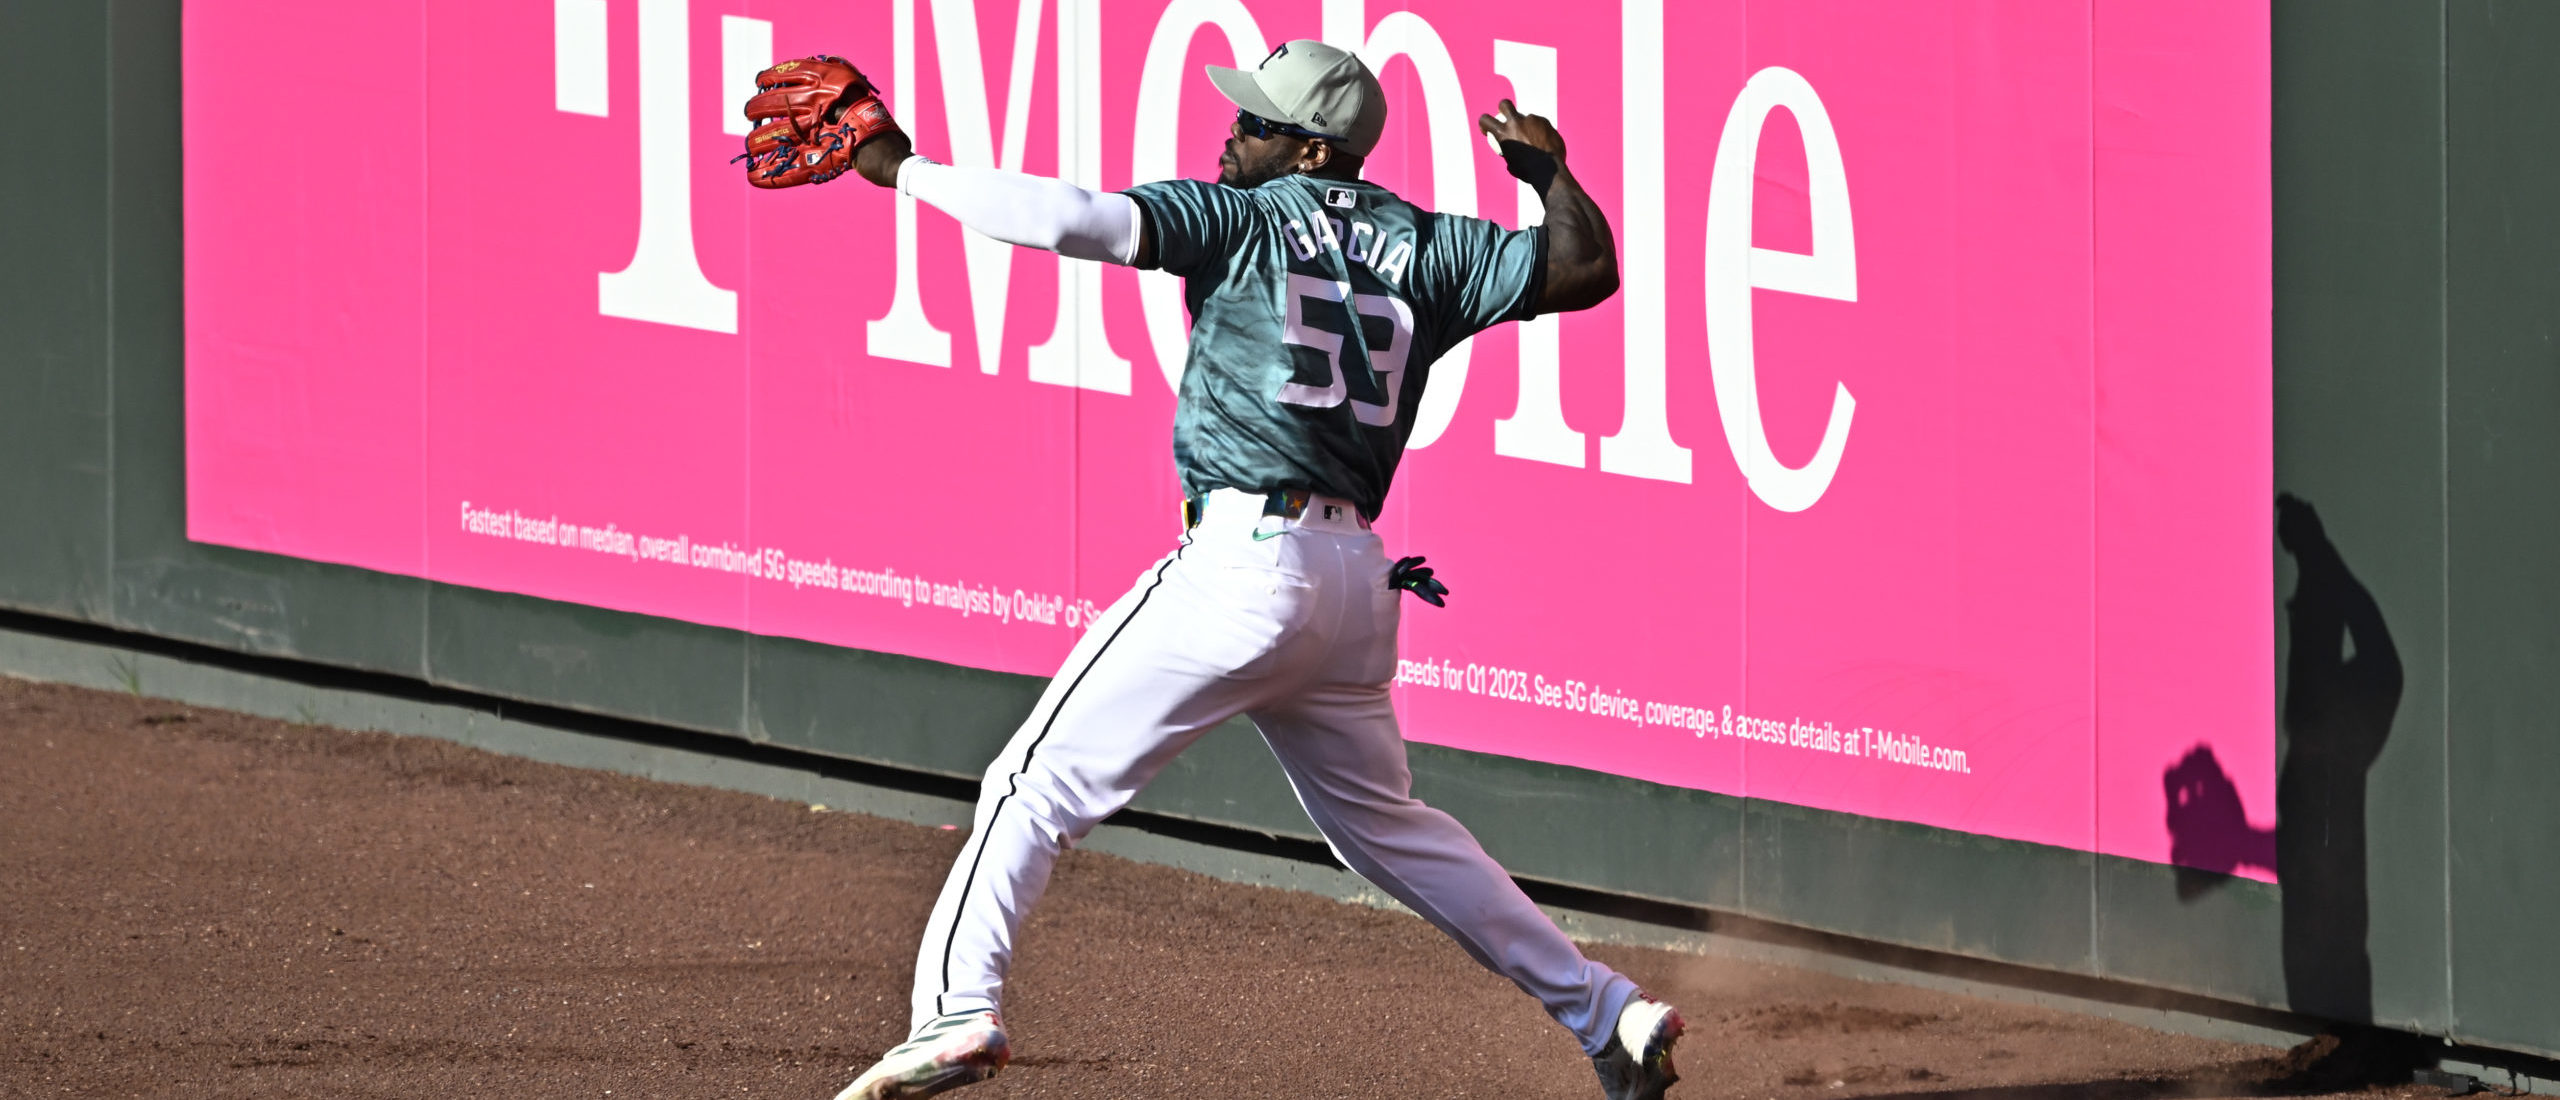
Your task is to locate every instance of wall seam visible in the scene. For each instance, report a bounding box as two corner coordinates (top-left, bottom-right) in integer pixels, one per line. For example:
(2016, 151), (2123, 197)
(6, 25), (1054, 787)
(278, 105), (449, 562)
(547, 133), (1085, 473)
(741, 30), (755, 741)
(418, 0), (434, 682)
(1733, 0), (1751, 917)
(104, 0), (119, 629)
(2436, 0), (2457, 1040)
(2085, 0), (2102, 976)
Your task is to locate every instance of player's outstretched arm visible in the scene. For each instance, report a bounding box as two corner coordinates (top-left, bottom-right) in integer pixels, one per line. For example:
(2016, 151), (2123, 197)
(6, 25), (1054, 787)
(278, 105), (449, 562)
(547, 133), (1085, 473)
(1476, 100), (1619, 314)
(848, 129), (1144, 266)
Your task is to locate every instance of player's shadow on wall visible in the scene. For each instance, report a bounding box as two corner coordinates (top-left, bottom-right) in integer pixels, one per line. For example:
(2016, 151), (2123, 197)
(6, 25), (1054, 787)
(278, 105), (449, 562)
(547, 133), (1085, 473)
(2161, 494), (2406, 1065)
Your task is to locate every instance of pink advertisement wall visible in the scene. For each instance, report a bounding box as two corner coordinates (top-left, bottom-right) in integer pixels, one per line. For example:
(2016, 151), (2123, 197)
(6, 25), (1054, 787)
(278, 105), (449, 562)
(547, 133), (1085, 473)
(183, 0), (2271, 874)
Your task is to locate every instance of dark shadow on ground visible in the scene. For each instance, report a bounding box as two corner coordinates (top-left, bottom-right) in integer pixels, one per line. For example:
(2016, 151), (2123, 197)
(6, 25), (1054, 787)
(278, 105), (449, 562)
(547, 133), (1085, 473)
(1844, 1081), (2292, 1100)
(1844, 1082), (2254, 1100)
(1845, 1033), (2449, 1100)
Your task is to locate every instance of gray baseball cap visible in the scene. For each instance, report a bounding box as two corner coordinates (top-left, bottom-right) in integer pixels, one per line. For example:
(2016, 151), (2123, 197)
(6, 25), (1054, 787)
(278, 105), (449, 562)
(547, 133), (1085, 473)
(1207, 40), (1387, 157)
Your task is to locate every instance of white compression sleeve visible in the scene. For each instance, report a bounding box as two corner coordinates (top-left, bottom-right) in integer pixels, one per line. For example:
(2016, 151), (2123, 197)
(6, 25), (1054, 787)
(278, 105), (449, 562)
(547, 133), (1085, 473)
(895, 155), (1142, 267)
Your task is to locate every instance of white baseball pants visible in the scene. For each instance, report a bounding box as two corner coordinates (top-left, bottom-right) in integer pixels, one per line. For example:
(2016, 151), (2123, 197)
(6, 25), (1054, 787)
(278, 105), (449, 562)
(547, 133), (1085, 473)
(907, 488), (1638, 1054)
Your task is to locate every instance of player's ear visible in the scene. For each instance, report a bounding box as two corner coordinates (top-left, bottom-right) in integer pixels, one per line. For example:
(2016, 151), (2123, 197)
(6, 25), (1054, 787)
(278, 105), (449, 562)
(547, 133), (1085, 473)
(1300, 138), (1332, 174)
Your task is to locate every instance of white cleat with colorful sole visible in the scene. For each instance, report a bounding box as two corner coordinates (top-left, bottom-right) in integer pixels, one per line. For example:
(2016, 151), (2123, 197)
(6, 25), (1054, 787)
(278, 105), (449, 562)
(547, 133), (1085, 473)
(835, 1011), (1010, 1100)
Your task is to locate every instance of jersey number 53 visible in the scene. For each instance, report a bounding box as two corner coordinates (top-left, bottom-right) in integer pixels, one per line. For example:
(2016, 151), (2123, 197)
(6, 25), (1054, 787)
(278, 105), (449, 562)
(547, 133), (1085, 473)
(1277, 272), (1415, 428)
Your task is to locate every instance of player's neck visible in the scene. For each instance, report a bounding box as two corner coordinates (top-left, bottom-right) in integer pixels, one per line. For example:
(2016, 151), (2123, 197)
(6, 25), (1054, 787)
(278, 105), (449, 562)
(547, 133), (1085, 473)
(1299, 147), (1365, 183)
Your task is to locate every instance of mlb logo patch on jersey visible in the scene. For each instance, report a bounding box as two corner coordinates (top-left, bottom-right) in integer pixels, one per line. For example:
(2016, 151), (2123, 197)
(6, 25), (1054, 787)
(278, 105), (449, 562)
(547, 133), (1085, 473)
(1325, 187), (1359, 210)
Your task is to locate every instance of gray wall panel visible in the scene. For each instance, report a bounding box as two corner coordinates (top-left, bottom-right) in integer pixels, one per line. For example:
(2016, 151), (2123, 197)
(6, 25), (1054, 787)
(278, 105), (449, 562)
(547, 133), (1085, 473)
(2444, 0), (2560, 1059)
(2096, 858), (2288, 1010)
(746, 633), (1042, 778)
(1742, 800), (2097, 975)
(0, 4), (113, 621)
(106, 547), (427, 673)
(1410, 746), (1744, 912)
(426, 585), (745, 735)
(2264, 0), (2454, 1036)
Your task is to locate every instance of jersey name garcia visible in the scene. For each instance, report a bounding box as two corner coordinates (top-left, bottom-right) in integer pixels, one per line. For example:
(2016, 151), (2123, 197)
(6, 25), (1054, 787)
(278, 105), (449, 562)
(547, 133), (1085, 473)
(1124, 176), (1545, 519)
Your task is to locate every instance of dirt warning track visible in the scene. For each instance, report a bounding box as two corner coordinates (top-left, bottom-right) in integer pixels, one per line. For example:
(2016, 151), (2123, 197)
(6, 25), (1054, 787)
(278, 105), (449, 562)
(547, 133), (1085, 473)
(0, 677), (2429, 1099)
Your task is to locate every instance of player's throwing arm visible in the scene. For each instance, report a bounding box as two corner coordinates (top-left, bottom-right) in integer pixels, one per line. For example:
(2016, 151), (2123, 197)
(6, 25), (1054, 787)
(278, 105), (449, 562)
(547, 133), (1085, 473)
(1477, 98), (1620, 313)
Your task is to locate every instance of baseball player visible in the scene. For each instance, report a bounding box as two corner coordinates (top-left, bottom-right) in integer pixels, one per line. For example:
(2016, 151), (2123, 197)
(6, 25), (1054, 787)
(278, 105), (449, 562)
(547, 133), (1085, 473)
(738, 40), (1686, 1100)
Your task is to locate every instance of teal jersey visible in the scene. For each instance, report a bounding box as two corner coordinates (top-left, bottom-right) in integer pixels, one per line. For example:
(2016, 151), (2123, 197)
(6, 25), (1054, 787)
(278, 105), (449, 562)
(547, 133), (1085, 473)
(1125, 176), (1546, 519)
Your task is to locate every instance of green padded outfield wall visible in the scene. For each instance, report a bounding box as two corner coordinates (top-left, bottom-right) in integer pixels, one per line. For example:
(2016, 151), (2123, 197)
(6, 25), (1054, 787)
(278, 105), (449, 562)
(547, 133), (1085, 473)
(2, 0), (2553, 1057)
(2442, 0), (2560, 1056)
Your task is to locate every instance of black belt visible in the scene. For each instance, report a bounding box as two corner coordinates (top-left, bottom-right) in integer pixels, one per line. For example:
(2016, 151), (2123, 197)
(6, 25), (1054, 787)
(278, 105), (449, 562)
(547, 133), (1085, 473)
(1183, 488), (1358, 529)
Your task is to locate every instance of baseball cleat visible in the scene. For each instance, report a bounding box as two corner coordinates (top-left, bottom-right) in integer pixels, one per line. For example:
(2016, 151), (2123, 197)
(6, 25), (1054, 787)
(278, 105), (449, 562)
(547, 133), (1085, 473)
(1590, 995), (1685, 1100)
(834, 1011), (1010, 1100)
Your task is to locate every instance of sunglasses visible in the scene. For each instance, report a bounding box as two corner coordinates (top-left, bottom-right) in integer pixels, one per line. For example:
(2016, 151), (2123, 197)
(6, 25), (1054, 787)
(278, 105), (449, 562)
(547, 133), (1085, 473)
(1235, 108), (1340, 143)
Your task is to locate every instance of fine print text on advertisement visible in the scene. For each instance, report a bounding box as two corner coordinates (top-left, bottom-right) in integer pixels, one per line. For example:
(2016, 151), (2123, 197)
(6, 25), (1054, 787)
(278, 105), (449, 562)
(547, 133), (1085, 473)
(457, 500), (1106, 630)
(1393, 654), (1973, 775)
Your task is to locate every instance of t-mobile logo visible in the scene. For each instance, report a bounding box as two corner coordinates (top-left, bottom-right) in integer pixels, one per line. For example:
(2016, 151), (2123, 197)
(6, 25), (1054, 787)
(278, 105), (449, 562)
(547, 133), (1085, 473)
(553, 0), (769, 334)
